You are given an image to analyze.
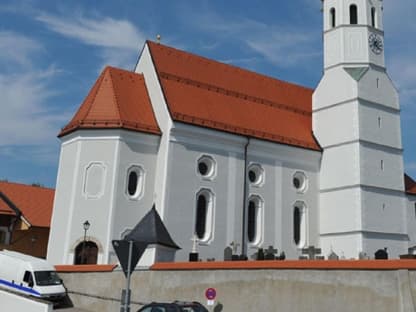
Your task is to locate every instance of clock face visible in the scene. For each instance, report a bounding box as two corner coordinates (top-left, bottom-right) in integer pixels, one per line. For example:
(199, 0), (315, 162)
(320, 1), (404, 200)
(369, 33), (383, 55)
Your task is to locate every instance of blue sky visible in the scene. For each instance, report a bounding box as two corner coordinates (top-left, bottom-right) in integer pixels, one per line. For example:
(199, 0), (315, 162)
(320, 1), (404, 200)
(0, 0), (415, 188)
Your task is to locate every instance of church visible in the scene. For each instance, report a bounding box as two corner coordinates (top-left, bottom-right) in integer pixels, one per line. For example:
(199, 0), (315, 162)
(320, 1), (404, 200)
(47, 0), (416, 265)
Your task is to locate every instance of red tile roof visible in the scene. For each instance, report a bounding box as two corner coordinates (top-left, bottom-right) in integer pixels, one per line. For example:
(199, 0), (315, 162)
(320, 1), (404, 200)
(152, 260), (416, 271)
(59, 66), (160, 137)
(405, 174), (416, 195)
(55, 264), (117, 272)
(147, 41), (320, 151)
(0, 181), (54, 227)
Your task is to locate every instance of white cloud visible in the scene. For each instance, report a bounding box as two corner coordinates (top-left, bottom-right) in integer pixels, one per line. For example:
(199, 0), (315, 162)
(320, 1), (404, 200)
(36, 13), (146, 68)
(0, 67), (70, 146)
(36, 13), (145, 50)
(0, 31), (42, 67)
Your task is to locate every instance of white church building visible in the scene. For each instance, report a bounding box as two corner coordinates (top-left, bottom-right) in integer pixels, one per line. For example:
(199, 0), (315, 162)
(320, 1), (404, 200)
(47, 0), (416, 265)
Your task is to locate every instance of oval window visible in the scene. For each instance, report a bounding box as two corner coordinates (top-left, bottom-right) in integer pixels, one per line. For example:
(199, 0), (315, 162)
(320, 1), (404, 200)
(126, 166), (144, 199)
(128, 171), (138, 196)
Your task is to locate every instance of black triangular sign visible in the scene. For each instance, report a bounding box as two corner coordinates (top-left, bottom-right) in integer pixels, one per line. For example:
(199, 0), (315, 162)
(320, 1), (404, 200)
(112, 240), (148, 277)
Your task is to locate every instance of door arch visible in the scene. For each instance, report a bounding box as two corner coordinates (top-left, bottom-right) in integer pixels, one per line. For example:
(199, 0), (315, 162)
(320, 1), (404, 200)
(74, 241), (98, 264)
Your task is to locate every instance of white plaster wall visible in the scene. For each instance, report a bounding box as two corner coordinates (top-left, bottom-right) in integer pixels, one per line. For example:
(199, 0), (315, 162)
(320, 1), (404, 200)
(320, 187), (362, 235)
(361, 188), (407, 234)
(319, 143), (360, 190)
(65, 133), (120, 264)
(362, 234), (408, 259)
(108, 132), (160, 264)
(313, 68), (357, 111)
(358, 104), (402, 148)
(47, 138), (81, 264)
(249, 140), (320, 259)
(135, 43), (173, 218)
(164, 124), (320, 261)
(320, 233), (362, 259)
(406, 195), (416, 247)
(359, 144), (405, 191)
(323, 0), (385, 69)
(358, 71), (399, 110)
(323, 0), (382, 30)
(164, 126), (245, 262)
(313, 101), (359, 147)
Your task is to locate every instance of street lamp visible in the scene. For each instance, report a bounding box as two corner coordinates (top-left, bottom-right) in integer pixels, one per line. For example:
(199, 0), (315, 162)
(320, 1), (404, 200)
(81, 220), (90, 264)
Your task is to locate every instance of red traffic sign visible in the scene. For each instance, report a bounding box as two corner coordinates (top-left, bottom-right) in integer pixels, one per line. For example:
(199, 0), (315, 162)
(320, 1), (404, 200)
(205, 288), (217, 300)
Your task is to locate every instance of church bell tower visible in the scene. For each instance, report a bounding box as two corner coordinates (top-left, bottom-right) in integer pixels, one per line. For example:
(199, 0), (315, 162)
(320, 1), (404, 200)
(313, 0), (408, 259)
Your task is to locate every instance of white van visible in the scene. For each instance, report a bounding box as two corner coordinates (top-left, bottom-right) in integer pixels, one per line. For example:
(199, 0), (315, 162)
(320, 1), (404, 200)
(0, 250), (66, 300)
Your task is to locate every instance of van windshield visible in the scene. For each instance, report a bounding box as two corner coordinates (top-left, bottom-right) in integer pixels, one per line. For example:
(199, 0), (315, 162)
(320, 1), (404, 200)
(34, 271), (62, 286)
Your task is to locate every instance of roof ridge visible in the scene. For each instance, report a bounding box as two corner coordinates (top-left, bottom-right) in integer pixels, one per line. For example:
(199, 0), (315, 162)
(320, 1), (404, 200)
(160, 71), (311, 116)
(106, 68), (122, 124)
(81, 68), (109, 125)
(147, 40), (313, 92)
(0, 181), (54, 191)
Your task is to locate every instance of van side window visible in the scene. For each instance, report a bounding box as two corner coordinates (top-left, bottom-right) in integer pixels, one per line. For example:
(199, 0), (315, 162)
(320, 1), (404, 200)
(23, 271), (33, 285)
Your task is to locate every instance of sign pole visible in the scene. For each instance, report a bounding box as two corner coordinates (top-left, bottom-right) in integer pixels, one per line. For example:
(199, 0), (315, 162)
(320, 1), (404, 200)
(121, 240), (133, 312)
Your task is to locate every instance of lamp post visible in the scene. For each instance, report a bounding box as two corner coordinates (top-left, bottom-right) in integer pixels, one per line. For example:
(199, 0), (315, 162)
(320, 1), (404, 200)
(81, 220), (90, 264)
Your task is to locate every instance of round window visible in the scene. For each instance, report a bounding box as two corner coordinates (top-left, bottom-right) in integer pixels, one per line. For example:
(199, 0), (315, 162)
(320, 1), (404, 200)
(248, 164), (264, 186)
(197, 156), (215, 178)
(293, 172), (307, 192)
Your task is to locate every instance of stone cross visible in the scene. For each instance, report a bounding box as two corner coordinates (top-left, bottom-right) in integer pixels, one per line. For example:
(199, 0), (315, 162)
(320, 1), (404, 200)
(230, 241), (240, 255)
(265, 246), (277, 256)
(191, 235), (199, 253)
(301, 246), (322, 260)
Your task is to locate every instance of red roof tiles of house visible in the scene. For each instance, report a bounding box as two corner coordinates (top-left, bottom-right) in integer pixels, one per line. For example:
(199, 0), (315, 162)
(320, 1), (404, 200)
(0, 181), (54, 227)
(147, 41), (320, 151)
(59, 66), (160, 137)
(405, 174), (416, 195)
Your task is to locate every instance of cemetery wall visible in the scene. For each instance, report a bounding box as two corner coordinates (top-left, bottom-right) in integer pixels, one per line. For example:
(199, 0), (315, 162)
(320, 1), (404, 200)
(58, 262), (416, 312)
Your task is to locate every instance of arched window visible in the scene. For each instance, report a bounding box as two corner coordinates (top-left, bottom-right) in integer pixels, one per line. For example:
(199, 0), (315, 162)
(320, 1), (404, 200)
(330, 8), (336, 28)
(126, 166), (144, 199)
(350, 4), (358, 24)
(195, 195), (207, 239)
(293, 202), (307, 248)
(195, 190), (214, 242)
(371, 7), (377, 28)
(74, 241), (98, 265)
(247, 196), (263, 245)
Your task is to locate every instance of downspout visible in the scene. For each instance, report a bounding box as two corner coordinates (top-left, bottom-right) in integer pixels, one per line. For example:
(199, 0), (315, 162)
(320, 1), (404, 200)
(241, 138), (250, 257)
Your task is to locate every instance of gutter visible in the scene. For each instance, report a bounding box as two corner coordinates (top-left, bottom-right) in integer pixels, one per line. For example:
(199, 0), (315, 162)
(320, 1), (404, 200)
(241, 138), (250, 257)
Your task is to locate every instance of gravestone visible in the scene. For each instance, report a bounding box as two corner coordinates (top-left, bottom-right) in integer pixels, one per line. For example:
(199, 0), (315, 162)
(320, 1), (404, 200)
(375, 248), (388, 260)
(223, 247), (232, 261)
(328, 251), (339, 260)
(257, 248), (265, 260)
(359, 251), (369, 260)
(230, 241), (241, 260)
(264, 246), (277, 260)
(301, 246), (322, 260)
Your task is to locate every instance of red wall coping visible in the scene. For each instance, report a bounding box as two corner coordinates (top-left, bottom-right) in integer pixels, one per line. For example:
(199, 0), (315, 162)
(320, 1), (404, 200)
(55, 264), (118, 272)
(151, 260), (416, 271)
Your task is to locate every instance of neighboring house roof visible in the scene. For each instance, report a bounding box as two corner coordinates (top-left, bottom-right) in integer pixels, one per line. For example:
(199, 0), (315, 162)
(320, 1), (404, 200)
(405, 174), (416, 195)
(0, 181), (54, 228)
(59, 66), (160, 137)
(125, 205), (180, 249)
(147, 41), (320, 151)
